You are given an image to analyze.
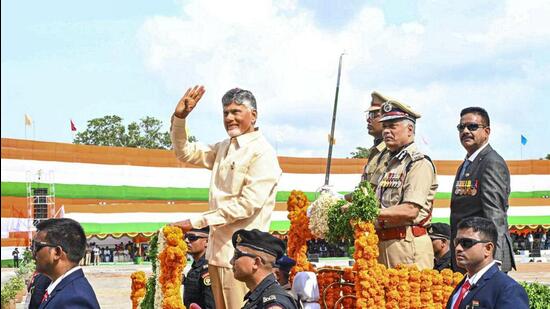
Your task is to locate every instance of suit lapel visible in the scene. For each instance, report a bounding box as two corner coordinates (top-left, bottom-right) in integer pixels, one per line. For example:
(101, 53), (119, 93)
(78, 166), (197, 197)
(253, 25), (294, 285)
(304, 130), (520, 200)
(466, 144), (493, 177)
(40, 268), (85, 308)
(460, 264), (499, 308)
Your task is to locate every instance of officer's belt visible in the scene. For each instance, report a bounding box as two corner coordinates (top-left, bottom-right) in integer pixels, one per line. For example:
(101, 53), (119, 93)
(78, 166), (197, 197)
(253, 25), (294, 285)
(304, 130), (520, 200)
(376, 226), (427, 241)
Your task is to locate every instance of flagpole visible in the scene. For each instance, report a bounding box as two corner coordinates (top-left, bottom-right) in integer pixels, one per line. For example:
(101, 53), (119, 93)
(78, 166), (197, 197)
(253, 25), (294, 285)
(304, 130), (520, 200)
(324, 52), (345, 186)
(521, 144), (523, 160)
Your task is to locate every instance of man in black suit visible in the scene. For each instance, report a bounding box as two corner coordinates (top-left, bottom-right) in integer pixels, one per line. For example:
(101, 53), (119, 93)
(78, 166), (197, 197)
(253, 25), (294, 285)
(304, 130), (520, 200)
(450, 107), (515, 273)
(446, 217), (528, 309)
(33, 218), (100, 309)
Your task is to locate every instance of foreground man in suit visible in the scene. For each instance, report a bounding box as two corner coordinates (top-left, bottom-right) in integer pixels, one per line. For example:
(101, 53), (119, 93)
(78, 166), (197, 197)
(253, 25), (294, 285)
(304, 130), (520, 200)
(34, 218), (100, 309)
(450, 107), (515, 273)
(446, 217), (527, 309)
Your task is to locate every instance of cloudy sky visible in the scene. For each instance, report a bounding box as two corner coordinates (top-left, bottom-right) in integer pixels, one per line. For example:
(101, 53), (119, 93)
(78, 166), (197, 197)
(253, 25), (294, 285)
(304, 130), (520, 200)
(2, 0), (549, 160)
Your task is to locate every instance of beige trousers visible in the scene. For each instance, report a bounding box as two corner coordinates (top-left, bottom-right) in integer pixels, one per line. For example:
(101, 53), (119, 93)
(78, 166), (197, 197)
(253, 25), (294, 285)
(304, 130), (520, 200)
(377, 227), (434, 270)
(209, 264), (248, 309)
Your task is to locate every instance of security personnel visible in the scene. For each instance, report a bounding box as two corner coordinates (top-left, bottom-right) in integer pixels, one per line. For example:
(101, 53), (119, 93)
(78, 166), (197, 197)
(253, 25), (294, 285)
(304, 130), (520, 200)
(428, 222), (452, 271)
(183, 227), (214, 309)
(346, 91), (390, 202)
(375, 99), (438, 270)
(231, 229), (298, 309)
(273, 256), (296, 291)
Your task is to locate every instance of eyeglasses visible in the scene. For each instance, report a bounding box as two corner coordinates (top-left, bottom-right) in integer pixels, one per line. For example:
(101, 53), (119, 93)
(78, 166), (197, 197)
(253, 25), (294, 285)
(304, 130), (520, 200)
(456, 123), (488, 132)
(232, 248), (266, 264)
(453, 237), (491, 249)
(366, 111), (380, 120)
(31, 240), (60, 253)
(185, 234), (208, 242)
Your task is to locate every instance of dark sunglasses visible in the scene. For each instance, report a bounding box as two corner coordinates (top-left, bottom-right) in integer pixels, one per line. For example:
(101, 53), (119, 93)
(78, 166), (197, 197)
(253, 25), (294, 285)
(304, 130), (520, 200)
(366, 111), (380, 120)
(185, 234), (208, 242)
(31, 240), (61, 253)
(453, 237), (491, 249)
(456, 123), (488, 132)
(232, 248), (266, 264)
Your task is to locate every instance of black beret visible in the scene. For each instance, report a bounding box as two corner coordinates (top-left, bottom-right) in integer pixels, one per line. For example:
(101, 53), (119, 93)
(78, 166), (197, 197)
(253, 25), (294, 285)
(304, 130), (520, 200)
(190, 226), (210, 234)
(232, 229), (285, 260)
(428, 223), (451, 240)
(274, 256), (296, 273)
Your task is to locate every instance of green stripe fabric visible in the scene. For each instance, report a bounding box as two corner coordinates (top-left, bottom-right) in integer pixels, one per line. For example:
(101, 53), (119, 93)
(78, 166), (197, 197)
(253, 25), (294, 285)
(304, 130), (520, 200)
(431, 216), (550, 226)
(79, 221), (292, 235)
(79, 217), (550, 235)
(2, 182), (549, 201)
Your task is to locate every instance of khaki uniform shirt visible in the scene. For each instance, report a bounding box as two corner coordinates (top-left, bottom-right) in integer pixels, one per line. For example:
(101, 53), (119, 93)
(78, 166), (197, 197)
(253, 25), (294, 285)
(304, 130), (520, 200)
(361, 141), (389, 188)
(376, 142), (437, 228)
(171, 117), (282, 268)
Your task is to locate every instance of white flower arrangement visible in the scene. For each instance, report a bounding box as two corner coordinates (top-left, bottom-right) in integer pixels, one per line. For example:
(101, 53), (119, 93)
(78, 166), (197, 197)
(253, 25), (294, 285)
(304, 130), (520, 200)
(308, 192), (341, 239)
(153, 228), (165, 309)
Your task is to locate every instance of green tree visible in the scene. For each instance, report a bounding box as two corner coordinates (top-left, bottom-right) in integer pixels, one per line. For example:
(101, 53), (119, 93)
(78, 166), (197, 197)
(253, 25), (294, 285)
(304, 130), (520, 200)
(74, 115), (196, 149)
(546, 154), (550, 160)
(350, 146), (371, 159)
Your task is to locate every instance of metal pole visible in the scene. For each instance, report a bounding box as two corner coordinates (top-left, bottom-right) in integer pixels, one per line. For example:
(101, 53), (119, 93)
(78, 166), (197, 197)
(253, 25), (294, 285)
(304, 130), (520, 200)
(324, 52), (345, 186)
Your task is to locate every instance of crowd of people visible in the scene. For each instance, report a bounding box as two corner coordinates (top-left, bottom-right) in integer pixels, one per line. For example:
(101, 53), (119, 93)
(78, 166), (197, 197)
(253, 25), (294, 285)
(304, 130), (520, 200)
(511, 230), (550, 252)
(20, 86), (537, 309)
(79, 240), (149, 265)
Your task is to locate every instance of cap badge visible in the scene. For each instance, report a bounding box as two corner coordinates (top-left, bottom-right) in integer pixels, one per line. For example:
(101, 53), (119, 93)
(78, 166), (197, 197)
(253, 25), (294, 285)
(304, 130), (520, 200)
(382, 102), (393, 113)
(236, 234), (242, 244)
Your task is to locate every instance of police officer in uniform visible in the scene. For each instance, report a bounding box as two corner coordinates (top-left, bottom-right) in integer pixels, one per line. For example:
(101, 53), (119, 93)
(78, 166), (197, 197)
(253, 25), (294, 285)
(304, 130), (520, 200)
(345, 91), (390, 202)
(183, 227), (215, 309)
(428, 222), (452, 271)
(375, 99), (438, 270)
(231, 229), (298, 309)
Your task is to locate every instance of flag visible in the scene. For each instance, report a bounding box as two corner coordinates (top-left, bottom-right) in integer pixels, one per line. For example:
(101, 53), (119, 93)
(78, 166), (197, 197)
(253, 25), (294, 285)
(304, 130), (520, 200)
(70, 119), (77, 132)
(24, 114), (33, 126)
(521, 135), (528, 145)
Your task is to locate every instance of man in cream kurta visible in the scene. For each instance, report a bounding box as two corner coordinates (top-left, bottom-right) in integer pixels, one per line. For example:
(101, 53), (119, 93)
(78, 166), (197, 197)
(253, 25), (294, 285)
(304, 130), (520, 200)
(170, 85), (282, 309)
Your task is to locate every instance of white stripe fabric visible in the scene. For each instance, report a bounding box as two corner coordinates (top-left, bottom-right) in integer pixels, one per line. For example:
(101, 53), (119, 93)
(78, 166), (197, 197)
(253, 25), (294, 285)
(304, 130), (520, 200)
(1, 218), (36, 237)
(65, 211), (292, 224)
(64, 207), (550, 225)
(2, 159), (550, 193)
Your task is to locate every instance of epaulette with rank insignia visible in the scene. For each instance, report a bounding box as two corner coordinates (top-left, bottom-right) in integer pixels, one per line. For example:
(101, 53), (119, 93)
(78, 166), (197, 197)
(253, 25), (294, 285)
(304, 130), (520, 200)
(405, 151), (436, 173)
(409, 151), (425, 162)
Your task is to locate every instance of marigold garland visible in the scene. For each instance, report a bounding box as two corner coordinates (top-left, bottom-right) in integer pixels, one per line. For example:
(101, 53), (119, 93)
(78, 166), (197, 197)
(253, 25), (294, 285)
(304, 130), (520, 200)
(317, 268), (342, 308)
(341, 267), (356, 308)
(287, 184), (466, 309)
(131, 271), (147, 309)
(158, 226), (188, 309)
(287, 190), (315, 281)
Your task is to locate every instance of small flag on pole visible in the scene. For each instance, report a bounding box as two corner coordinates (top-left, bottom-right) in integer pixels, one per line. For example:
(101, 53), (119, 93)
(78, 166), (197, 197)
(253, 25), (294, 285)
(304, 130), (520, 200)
(24, 114), (33, 126)
(521, 135), (528, 145)
(70, 119), (77, 132)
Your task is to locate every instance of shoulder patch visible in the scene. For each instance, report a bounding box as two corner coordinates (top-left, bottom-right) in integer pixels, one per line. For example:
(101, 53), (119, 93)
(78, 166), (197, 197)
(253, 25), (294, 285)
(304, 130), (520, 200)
(202, 275), (211, 286)
(263, 295), (277, 303)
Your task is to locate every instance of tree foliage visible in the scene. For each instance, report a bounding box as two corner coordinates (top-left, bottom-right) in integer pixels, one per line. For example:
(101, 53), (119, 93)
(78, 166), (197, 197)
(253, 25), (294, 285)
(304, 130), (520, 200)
(546, 154), (550, 160)
(350, 146), (371, 159)
(73, 115), (195, 149)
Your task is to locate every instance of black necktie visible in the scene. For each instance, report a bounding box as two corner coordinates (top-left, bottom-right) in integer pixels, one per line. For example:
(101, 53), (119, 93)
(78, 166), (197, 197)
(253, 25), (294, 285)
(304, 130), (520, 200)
(459, 160), (471, 179)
